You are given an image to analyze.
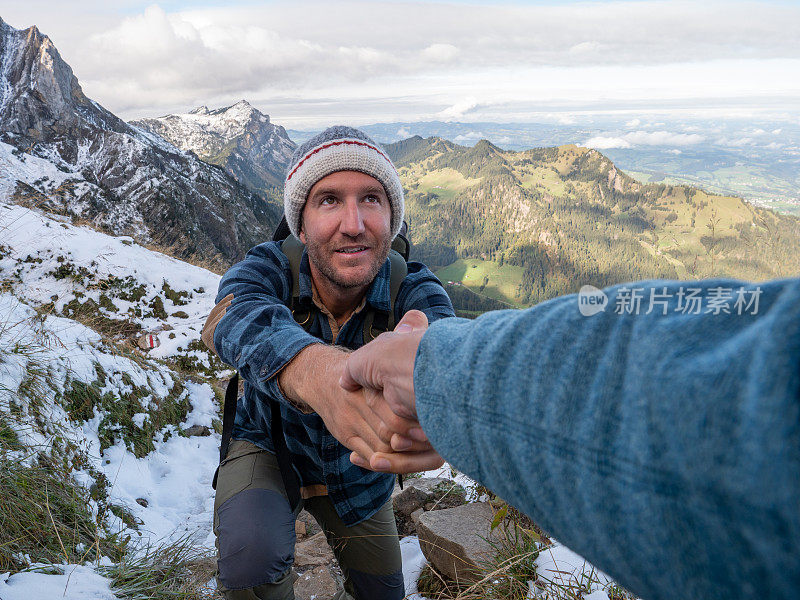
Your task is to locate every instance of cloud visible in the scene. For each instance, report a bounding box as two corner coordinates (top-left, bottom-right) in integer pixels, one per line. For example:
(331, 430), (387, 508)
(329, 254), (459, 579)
(625, 118), (641, 128)
(583, 130), (705, 149)
(665, 149), (682, 154)
(568, 41), (603, 55)
(437, 98), (481, 121)
(78, 4), (414, 114)
(421, 43), (459, 63)
(714, 136), (757, 146)
(9, 1), (800, 121)
(623, 131), (705, 146)
(583, 136), (632, 149)
(82, 6), (331, 107)
(454, 131), (486, 142)
(397, 126), (412, 138)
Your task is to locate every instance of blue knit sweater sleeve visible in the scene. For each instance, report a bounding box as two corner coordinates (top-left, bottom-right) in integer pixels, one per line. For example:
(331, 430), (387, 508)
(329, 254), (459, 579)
(414, 277), (800, 600)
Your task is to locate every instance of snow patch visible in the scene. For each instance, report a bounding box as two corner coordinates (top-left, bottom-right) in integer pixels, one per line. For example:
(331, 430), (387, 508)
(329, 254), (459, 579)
(0, 564), (116, 600)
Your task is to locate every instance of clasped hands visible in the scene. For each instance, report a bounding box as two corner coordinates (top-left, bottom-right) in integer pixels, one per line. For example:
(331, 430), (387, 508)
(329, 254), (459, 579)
(201, 296), (442, 474)
(341, 310), (443, 474)
(278, 310), (443, 474)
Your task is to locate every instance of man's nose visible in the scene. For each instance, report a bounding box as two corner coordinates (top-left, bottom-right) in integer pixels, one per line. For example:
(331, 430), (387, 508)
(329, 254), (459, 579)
(340, 199), (365, 237)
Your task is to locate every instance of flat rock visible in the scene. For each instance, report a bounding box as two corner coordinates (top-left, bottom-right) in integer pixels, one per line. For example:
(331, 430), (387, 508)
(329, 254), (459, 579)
(411, 508), (424, 531)
(416, 502), (501, 582)
(294, 531), (335, 569)
(181, 424), (210, 437)
(294, 565), (339, 600)
(393, 477), (459, 536)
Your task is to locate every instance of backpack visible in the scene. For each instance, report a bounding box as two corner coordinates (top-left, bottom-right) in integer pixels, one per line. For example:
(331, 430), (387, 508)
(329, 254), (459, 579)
(213, 216), (411, 507)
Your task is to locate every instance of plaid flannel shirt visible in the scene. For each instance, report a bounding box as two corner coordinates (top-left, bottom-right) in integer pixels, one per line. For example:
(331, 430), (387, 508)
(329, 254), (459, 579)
(213, 241), (455, 526)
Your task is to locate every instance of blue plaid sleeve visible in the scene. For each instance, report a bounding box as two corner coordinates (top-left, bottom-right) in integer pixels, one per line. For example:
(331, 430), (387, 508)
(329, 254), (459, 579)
(395, 262), (456, 324)
(213, 242), (320, 402)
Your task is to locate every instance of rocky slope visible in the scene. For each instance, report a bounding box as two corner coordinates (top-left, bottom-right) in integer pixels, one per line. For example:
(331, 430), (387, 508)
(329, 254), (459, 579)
(132, 100), (295, 197)
(0, 17), (280, 270)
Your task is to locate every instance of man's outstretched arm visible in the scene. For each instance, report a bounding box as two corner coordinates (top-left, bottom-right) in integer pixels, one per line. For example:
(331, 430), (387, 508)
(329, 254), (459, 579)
(343, 277), (800, 600)
(203, 243), (421, 461)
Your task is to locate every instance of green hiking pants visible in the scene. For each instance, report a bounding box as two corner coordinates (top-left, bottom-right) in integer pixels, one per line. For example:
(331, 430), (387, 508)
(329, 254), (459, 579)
(213, 440), (404, 600)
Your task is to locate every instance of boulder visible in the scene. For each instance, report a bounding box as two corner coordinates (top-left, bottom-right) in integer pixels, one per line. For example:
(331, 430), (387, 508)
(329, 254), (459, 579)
(295, 520), (306, 536)
(136, 333), (160, 350)
(416, 502), (501, 582)
(392, 477), (465, 535)
(392, 477), (449, 514)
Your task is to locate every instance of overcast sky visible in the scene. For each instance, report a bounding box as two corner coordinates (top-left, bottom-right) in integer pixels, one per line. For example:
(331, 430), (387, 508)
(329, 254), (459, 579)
(1, 0), (799, 128)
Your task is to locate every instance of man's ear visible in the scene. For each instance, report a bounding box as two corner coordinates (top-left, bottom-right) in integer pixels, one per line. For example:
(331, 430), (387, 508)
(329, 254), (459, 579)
(298, 210), (306, 243)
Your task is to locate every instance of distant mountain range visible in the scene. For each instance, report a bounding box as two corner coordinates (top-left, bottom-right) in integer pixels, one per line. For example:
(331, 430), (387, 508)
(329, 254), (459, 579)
(0, 17), (280, 269)
(383, 136), (800, 309)
(2, 16), (798, 308)
(133, 101), (295, 198)
(292, 119), (800, 217)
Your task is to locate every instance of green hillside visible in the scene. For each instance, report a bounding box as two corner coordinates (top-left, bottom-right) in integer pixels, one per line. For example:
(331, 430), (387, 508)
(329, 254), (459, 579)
(385, 138), (800, 309)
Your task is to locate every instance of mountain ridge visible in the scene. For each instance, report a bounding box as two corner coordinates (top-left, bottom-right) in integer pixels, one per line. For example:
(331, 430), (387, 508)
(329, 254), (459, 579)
(0, 17), (280, 270)
(132, 99), (295, 197)
(383, 136), (800, 308)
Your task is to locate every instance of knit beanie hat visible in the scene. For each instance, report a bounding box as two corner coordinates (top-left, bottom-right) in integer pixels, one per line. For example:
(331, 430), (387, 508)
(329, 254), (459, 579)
(283, 125), (404, 239)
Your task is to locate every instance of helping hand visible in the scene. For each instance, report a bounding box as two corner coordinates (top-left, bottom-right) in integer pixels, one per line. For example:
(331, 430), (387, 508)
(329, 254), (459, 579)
(341, 311), (445, 473)
(279, 344), (425, 466)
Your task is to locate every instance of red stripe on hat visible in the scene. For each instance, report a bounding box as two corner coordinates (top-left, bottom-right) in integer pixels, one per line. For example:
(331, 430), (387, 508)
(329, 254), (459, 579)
(286, 139), (398, 182)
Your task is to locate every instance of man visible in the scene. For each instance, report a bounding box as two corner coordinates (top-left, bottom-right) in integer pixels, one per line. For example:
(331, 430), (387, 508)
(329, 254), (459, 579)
(341, 278), (800, 600)
(202, 125), (454, 600)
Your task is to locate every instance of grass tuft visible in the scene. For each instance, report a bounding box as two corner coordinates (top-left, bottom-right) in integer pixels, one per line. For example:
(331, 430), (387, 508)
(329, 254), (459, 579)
(100, 535), (217, 600)
(0, 454), (123, 572)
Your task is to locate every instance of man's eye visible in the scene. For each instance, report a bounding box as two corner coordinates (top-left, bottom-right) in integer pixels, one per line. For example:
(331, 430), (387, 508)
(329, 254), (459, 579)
(364, 195), (380, 203)
(320, 196), (336, 205)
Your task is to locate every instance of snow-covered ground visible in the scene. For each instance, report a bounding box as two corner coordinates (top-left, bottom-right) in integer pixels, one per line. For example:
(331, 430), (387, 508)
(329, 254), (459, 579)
(0, 564), (117, 600)
(0, 201), (627, 599)
(0, 202), (226, 597)
(0, 201), (225, 368)
(0, 291), (222, 597)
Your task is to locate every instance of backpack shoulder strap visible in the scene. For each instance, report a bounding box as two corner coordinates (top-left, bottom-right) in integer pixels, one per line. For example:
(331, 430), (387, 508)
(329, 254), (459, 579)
(363, 249), (408, 342)
(388, 249), (408, 326)
(211, 372), (239, 490)
(281, 236), (313, 330)
(281, 235), (304, 303)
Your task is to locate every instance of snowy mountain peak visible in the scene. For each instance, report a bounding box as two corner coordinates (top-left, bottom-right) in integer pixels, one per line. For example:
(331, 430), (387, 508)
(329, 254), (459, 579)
(214, 99), (265, 124)
(230, 98), (254, 110)
(133, 100), (295, 191)
(179, 99), (263, 132)
(0, 19), (279, 267)
(0, 17), (124, 137)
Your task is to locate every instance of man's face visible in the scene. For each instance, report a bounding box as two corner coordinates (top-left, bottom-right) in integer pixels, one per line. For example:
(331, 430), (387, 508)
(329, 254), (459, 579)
(299, 170), (392, 291)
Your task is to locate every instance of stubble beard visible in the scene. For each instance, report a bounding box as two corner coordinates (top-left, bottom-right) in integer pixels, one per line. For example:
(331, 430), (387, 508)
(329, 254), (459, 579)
(305, 236), (392, 290)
